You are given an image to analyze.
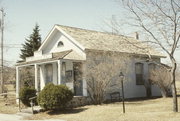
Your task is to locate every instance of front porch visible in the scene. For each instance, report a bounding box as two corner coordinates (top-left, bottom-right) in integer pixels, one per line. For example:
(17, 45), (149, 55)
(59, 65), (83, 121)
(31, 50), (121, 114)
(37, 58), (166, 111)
(16, 58), (87, 100)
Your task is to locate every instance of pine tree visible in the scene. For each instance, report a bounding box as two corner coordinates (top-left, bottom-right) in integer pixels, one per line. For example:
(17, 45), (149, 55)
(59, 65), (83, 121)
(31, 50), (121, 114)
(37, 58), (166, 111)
(20, 24), (41, 60)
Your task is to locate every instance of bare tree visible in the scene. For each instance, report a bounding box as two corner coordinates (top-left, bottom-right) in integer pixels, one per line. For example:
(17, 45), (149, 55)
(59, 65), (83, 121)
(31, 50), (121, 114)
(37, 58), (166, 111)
(86, 51), (130, 104)
(149, 63), (171, 97)
(117, 0), (180, 112)
(20, 66), (35, 88)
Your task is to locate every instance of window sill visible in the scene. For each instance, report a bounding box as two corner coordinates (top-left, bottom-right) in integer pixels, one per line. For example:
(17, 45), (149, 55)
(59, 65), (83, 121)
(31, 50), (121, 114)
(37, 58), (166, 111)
(73, 95), (86, 97)
(136, 84), (144, 86)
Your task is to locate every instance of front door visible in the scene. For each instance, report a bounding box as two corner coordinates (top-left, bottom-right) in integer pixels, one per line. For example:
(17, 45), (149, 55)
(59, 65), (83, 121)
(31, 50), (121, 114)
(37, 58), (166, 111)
(73, 62), (83, 96)
(45, 64), (53, 84)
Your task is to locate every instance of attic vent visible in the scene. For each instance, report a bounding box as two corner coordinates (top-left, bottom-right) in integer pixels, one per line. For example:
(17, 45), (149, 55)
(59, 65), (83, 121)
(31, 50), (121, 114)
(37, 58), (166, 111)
(57, 41), (64, 47)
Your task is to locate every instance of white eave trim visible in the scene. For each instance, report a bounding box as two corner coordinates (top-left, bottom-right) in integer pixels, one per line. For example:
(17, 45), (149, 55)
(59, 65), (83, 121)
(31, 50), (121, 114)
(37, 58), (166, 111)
(38, 25), (85, 52)
(16, 60), (60, 68)
(26, 53), (52, 62)
(38, 25), (57, 51)
(56, 26), (85, 51)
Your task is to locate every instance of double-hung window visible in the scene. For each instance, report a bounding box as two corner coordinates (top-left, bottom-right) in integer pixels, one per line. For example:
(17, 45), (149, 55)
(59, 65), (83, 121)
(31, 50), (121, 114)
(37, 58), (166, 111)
(135, 63), (144, 85)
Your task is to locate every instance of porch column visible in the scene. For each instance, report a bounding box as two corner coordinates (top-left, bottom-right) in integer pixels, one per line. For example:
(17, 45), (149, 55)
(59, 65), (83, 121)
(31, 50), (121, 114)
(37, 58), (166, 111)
(40, 65), (45, 90)
(82, 62), (87, 96)
(35, 64), (38, 91)
(16, 66), (20, 103)
(53, 63), (58, 85)
(57, 60), (62, 85)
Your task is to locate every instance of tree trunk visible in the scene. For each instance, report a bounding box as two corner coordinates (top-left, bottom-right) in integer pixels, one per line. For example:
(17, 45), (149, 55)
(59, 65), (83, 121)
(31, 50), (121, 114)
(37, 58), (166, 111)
(160, 87), (168, 98)
(146, 86), (152, 98)
(171, 59), (178, 112)
(144, 80), (152, 98)
(171, 82), (178, 112)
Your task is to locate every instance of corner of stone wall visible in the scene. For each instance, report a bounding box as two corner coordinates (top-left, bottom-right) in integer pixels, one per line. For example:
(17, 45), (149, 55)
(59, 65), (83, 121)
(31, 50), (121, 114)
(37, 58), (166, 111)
(66, 96), (92, 108)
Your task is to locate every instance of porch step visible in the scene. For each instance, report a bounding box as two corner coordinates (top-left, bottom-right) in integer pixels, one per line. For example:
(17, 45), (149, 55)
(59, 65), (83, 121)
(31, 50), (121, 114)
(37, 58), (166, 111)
(19, 106), (42, 114)
(33, 106), (43, 113)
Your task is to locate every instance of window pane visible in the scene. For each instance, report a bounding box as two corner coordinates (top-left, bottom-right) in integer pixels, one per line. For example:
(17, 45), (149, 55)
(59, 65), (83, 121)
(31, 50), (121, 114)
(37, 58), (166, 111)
(62, 62), (66, 84)
(45, 64), (53, 83)
(135, 63), (143, 74)
(135, 63), (144, 85)
(57, 41), (64, 47)
(136, 74), (144, 85)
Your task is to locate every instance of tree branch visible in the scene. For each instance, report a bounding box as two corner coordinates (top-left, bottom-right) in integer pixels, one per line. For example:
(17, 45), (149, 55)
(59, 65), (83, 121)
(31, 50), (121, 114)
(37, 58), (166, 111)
(154, 0), (174, 21)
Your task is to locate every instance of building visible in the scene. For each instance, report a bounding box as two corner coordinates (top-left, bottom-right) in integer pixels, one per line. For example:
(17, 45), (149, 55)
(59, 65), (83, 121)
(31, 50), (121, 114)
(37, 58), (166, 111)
(16, 25), (165, 101)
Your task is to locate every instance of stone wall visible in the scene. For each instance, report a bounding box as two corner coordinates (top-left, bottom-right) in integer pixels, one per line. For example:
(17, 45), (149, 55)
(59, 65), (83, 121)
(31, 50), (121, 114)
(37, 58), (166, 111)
(85, 50), (161, 99)
(66, 96), (91, 108)
(85, 50), (131, 98)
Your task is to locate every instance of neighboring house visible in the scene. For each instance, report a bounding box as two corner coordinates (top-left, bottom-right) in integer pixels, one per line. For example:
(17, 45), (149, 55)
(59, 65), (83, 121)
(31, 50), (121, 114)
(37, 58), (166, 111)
(16, 25), (165, 101)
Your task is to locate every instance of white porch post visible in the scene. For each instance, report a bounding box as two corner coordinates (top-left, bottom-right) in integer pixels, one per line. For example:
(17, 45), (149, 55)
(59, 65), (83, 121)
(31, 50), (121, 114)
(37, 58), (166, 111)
(40, 65), (45, 90)
(16, 66), (20, 103)
(53, 63), (58, 85)
(82, 62), (87, 96)
(57, 60), (61, 85)
(35, 64), (38, 91)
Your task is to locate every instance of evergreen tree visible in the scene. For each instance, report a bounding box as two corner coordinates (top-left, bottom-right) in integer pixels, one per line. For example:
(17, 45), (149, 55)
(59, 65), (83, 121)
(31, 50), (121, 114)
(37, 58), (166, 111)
(20, 24), (41, 60)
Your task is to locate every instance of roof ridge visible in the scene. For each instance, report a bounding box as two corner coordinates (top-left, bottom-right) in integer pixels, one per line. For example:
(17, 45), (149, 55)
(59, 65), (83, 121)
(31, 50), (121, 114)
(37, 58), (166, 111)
(56, 24), (130, 39)
(55, 24), (164, 58)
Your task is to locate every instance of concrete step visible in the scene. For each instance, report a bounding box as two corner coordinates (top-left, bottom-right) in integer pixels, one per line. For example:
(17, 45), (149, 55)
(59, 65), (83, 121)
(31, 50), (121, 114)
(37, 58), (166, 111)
(21, 108), (33, 114)
(20, 106), (42, 114)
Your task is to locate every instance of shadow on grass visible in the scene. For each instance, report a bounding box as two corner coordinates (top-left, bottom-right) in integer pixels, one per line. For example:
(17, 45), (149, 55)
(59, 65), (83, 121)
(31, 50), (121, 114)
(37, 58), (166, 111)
(46, 107), (88, 115)
(125, 96), (162, 102)
(105, 96), (163, 105)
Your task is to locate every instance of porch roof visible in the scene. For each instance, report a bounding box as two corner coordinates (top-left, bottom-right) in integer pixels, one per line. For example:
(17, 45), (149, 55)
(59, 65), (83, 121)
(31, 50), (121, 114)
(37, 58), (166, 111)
(16, 50), (84, 66)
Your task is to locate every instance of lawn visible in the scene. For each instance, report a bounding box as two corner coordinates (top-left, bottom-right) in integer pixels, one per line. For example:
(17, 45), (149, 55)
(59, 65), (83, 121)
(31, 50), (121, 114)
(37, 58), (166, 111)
(0, 84), (19, 114)
(0, 100), (19, 114)
(0, 94), (19, 114)
(25, 97), (180, 121)
(1, 83), (180, 121)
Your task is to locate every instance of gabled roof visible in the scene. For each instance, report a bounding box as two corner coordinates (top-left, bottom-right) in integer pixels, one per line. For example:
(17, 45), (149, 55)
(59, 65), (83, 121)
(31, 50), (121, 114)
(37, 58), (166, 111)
(56, 25), (165, 58)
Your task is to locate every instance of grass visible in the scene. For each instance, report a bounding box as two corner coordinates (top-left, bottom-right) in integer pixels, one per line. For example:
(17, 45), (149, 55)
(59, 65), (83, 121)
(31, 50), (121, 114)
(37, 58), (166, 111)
(1, 83), (180, 120)
(0, 99), (19, 114)
(0, 94), (18, 114)
(25, 97), (180, 121)
(0, 84), (19, 114)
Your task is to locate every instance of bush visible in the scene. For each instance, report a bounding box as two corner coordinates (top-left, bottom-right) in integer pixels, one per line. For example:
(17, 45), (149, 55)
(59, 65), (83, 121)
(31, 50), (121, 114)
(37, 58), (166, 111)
(37, 83), (73, 110)
(19, 87), (37, 107)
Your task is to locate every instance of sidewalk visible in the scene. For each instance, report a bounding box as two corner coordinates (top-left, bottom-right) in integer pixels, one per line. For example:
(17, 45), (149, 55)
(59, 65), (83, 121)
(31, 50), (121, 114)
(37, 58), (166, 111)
(0, 113), (65, 121)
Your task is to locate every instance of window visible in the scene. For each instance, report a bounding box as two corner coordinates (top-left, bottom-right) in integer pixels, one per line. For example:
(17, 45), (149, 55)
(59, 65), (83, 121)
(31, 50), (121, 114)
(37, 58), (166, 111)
(45, 64), (53, 84)
(135, 63), (144, 85)
(57, 41), (64, 47)
(66, 70), (73, 82)
(61, 62), (66, 84)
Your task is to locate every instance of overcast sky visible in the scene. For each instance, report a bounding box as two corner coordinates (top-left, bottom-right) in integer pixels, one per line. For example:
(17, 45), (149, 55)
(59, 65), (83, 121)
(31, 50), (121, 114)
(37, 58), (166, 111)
(1, 0), (180, 66)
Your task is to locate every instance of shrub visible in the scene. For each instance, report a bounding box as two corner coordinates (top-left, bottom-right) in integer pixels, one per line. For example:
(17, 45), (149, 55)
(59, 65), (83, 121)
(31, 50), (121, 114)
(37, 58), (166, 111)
(37, 83), (73, 110)
(19, 87), (37, 107)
